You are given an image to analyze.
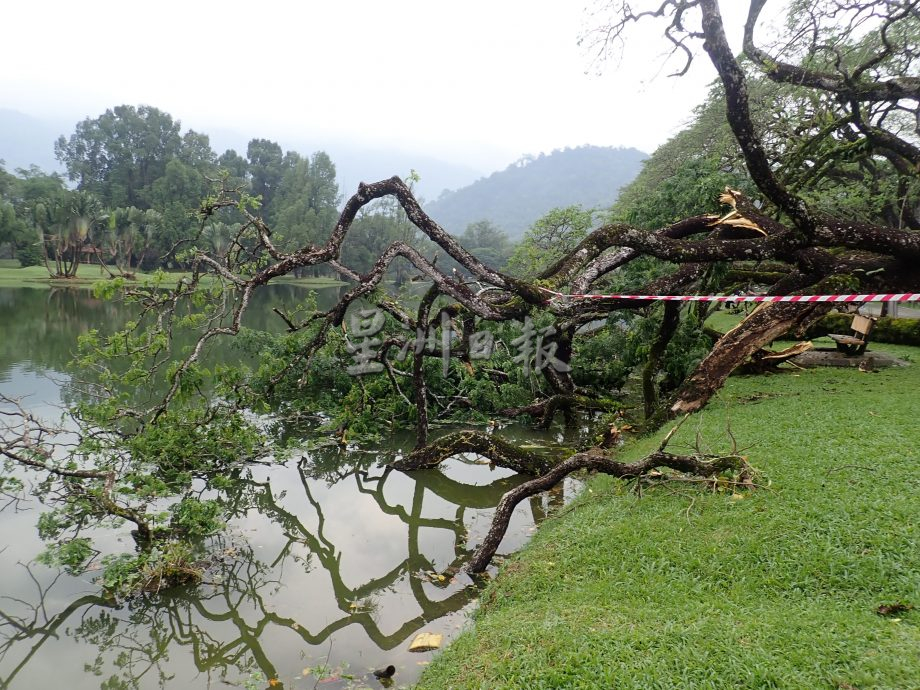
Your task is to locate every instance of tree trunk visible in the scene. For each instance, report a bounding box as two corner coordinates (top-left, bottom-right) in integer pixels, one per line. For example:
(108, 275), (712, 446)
(643, 301), (681, 419)
(671, 301), (830, 414)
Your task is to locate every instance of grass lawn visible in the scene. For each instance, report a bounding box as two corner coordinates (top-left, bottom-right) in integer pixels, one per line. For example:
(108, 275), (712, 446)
(0, 263), (343, 290)
(0, 263), (108, 288)
(272, 275), (344, 288)
(417, 343), (920, 689)
(706, 306), (748, 333)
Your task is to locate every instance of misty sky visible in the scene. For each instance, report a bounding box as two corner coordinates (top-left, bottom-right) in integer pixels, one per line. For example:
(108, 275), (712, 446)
(3, 1), (773, 173)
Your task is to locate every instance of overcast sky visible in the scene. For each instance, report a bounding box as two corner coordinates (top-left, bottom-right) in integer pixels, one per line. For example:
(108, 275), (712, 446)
(3, 1), (775, 173)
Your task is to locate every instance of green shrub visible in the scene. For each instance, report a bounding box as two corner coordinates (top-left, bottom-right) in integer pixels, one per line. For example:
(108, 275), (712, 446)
(14, 241), (40, 267)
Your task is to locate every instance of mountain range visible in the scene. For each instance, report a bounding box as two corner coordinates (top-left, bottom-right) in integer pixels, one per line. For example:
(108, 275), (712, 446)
(424, 145), (647, 238)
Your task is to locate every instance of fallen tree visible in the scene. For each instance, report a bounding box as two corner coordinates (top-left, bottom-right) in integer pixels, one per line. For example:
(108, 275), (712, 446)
(2, 0), (918, 579)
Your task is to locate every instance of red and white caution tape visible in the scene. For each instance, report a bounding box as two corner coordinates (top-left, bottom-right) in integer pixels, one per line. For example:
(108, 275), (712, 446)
(539, 288), (920, 304)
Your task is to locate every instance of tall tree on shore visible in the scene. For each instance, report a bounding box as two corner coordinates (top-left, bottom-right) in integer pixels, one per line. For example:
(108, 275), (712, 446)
(246, 139), (285, 214)
(55, 105), (184, 209)
(268, 151), (340, 254)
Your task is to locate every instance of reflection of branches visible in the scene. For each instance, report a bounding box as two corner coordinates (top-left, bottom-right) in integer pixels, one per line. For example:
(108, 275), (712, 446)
(203, 454), (533, 652)
(0, 451), (547, 687)
(244, 468), (469, 647)
(177, 460), (526, 676)
(0, 565), (111, 688)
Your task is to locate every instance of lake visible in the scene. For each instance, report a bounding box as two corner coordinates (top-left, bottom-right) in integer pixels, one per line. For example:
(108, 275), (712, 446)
(0, 285), (574, 689)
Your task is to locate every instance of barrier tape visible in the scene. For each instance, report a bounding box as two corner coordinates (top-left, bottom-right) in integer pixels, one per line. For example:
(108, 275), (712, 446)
(539, 289), (920, 304)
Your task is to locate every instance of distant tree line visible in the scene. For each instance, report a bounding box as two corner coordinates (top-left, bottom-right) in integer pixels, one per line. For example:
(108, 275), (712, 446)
(0, 107), (655, 284)
(0, 104), (533, 282)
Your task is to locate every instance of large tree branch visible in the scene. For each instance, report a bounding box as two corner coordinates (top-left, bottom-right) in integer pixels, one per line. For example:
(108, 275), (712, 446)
(391, 431), (559, 476)
(466, 445), (750, 572)
(700, 0), (815, 232)
(248, 177), (514, 292)
(543, 215), (717, 288)
(672, 299), (830, 414)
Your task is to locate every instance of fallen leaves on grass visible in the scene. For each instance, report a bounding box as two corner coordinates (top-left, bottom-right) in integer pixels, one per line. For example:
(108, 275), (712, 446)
(876, 602), (913, 616)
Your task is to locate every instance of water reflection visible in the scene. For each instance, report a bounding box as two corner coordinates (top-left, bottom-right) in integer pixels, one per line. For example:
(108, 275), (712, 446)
(0, 285), (347, 383)
(0, 448), (569, 689)
(0, 284), (572, 689)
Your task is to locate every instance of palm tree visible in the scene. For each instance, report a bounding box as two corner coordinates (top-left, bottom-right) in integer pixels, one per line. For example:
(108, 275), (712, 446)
(134, 209), (161, 270)
(34, 191), (107, 278)
(202, 221), (236, 260)
(105, 206), (145, 276)
(30, 198), (59, 276)
(65, 191), (106, 277)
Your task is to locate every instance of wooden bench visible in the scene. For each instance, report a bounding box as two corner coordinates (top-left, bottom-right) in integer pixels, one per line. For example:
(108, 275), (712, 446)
(828, 313), (877, 356)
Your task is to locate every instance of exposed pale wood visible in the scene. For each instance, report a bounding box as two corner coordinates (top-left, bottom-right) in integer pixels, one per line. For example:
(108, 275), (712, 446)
(408, 632), (443, 652)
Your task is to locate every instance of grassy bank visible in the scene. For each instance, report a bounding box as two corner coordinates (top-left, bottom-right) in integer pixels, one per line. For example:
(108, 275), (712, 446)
(0, 262), (343, 290)
(418, 343), (919, 689)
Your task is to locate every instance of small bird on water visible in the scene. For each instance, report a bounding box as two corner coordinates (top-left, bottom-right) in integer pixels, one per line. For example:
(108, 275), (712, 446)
(373, 664), (396, 679)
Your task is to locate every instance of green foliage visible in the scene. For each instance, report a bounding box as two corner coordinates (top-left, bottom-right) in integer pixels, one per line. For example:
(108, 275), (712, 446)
(662, 309), (712, 391)
(458, 220), (512, 270)
(100, 541), (203, 599)
(55, 105), (186, 209)
(614, 58), (919, 231)
(571, 320), (632, 391)
(14, 238), (41, 267)
(506, 205), (594, 277)
(245, 139), (284, 212)
(170, 498), (223, 537)
(268, 150), (340, 254)
(237, 308), (575, 435)
(805, 313), (920, 346)
(340, 211), (404, 273)
(570, 305), (709, 398)
(6, 279), (269, 596)
(461, 373), (533, 415)
(0, 475), (23, 495)
(37, 537), (94, 574)
(2, 105), (346, 274)
(0, 198), (27, 256)
(124, 410), (263, 478)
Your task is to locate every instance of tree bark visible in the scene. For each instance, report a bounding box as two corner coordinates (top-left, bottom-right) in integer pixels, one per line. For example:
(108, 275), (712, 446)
(392, 430), (559, 476)
(672, 301), (830, 414)
(643, 301), (681, 419)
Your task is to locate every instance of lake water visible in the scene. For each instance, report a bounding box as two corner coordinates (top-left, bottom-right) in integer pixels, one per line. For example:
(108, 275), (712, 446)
(0, 285), (574, 689)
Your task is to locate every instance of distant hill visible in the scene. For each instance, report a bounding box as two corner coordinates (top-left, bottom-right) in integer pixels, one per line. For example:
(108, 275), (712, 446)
(0, 109), (67, 174)
(425, 146), (648, 238)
